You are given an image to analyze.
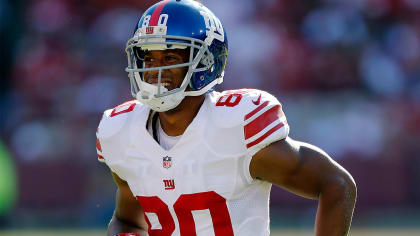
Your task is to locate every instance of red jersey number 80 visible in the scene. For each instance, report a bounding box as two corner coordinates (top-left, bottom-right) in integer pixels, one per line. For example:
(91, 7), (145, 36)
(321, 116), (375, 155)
(216, 94), (242, 107)
(137, 191), (234, 235)
(215, 89), (256, 107)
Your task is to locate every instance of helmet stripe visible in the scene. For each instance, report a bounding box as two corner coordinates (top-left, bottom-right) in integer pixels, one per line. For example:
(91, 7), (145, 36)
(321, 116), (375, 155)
(150, 0), (171, 26)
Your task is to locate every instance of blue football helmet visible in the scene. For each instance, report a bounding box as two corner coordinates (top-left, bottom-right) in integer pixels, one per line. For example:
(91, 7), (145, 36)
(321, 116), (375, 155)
(125, 0), (228, 112)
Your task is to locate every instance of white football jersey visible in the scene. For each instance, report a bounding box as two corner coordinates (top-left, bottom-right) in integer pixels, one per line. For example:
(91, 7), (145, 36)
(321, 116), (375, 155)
(96, 89), (290, 236)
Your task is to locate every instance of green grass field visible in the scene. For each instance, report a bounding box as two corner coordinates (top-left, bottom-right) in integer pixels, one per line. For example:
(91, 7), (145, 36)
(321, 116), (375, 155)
(1, 229), (420, 236)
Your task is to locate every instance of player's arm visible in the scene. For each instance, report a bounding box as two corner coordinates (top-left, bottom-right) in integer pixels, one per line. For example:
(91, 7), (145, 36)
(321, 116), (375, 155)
(107, 172), (148, 236)
(250, 137), (357, 236)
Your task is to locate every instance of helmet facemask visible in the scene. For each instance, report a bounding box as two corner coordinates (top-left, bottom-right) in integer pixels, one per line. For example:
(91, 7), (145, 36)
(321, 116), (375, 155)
(125, 34), (216, 112)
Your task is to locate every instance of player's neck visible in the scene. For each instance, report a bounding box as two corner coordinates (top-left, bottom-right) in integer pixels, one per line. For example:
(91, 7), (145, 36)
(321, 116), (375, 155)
(158, 95), (205, 136)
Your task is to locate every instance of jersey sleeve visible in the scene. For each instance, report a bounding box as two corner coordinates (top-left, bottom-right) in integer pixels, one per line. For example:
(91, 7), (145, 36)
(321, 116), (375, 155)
(95, 110), (111, 164)
(95, 100), (140, 181)
(242, 90), (290, 156)
(96, 137), (106, 163)
(95, 106), (131, 162)
(95, 100), (138, 162)
(239, 90), (290, 183)
(95, 108), (128, 181)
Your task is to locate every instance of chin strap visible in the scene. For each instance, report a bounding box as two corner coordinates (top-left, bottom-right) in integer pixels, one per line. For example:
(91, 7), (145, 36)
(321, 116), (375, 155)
(136, 81), (168, 100)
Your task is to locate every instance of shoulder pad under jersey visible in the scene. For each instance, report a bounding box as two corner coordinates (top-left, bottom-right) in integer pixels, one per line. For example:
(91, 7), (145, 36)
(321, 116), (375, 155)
(209, 89), (289, 149)
(96, 100), (141, 140)
(209, 89), (284, 126)
(208, 89), (290, 184)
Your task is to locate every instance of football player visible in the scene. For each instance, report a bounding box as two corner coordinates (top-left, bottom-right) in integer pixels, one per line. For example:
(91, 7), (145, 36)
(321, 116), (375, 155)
(96, 0), (357, 235)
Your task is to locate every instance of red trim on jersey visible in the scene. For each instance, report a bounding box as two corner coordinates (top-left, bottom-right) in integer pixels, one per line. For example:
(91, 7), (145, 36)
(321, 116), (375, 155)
(96, 138), (102, 152)
(244, 101), (269, 120)
(110, 102), (136, 117)
(97, 154), (104, 160)
(244, 105), (282, 139)
(150, 0), (170, 26)
(246, 123), (284, 148)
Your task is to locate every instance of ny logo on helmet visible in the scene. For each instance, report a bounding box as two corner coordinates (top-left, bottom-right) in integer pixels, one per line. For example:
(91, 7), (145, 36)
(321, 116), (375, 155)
(200, 11), (225, 45)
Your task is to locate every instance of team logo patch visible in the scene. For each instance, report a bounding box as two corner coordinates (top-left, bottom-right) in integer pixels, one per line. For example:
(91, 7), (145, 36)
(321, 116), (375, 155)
(163, 179), (175, 190)
(162, 156), (172, 169)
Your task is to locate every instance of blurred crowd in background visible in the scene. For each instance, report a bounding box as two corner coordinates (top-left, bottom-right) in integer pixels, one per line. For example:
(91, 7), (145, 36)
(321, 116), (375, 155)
(1, 0), (420, 229)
